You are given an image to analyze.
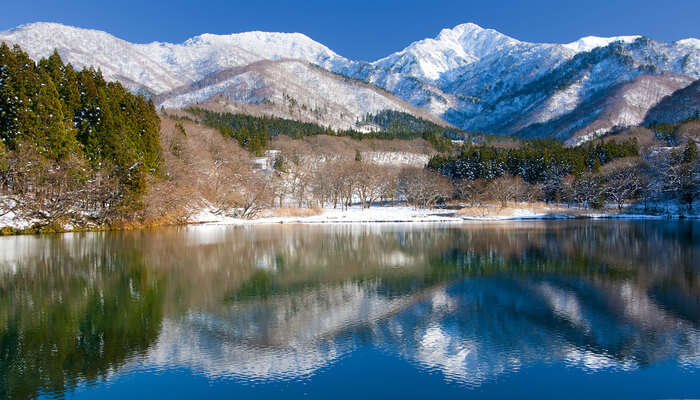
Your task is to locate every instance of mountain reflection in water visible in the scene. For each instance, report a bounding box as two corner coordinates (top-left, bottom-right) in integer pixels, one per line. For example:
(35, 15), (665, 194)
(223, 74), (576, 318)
(0, 221), (698, 398)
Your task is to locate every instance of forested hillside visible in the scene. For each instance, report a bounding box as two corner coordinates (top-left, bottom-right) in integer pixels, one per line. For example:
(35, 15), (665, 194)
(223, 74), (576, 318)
(186, 108), (454, 154)
(429, 139), (639, 183)
(428, 133), (698, 210)
(0, 43), (162, 229)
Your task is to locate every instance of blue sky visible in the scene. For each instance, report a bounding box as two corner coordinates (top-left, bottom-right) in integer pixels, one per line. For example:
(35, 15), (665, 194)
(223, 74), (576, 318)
(2, 0), (699, 61)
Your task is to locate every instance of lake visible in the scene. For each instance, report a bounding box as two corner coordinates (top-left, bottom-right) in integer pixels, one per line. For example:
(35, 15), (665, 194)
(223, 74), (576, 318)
(1, 221), (699, 399)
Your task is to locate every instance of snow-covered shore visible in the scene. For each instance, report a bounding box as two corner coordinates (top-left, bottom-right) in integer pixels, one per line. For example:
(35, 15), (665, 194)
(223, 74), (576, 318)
(190, 206), (463, 225)
(2, 204), (698, 234)
(190, 205), (699, 227)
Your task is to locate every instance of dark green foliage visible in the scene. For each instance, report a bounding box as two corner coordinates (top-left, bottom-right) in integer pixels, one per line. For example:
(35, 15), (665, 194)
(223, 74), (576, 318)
(676, 141), (700, 208)
(0, 140), (7, 171)
(272, 153), (285, 171)
(187, 107), (329, 154)
(683, 140), (698, 164)
(429, 139), (639, 185)
(422, 130), (453, 152)
(362, 110), (458, 151)
(187, 108), (456, 153)
(0, 43), (162, 212)
(361, 110), (456, 135)
(0, 252), (164, 399)
(649, 122), (680, 145)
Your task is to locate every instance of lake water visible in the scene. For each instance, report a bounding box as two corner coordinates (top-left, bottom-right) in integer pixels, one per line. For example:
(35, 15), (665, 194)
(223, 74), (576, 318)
(1, 221), (699, 399)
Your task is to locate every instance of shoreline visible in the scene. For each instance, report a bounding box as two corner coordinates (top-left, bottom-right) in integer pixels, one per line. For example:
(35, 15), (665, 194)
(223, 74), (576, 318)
(1, 205), (698, 236)
(191, 205), (700, 226)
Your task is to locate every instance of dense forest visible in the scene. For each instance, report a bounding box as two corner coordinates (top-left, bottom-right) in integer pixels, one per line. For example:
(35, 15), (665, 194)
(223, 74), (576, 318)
(187, 107), (454, 154)
(429, 139), (639, 183)
(428, 136), (698, 209)
(0, 43), (162, 228)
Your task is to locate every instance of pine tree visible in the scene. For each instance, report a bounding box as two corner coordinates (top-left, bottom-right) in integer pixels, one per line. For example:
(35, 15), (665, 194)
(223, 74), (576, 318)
(0, 42), (20, 146)
(683, 140), (698, 164)
(33, 68), (76, 160)
(0, 43), (163, 215)
(0, 140), (7, 171)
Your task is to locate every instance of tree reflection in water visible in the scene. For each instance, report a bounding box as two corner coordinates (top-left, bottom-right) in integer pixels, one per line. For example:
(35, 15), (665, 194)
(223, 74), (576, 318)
(0, 221), (697, 398)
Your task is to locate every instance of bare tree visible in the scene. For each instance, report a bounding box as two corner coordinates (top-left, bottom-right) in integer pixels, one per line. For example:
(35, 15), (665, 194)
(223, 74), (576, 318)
(645, 148), (700, 210)
(353, 162), (389, 208)
(600, 158), (644, 210)
(484, 175), (529, 207)
(563, 173), (606, 209)
(378, 166), (400, 206)
(235, 173), (274, 219)
(454, 178), (488, 207)
(270, 172), (291, 208)
(398, 167), (454, 208)
(1, 146), (92, 228)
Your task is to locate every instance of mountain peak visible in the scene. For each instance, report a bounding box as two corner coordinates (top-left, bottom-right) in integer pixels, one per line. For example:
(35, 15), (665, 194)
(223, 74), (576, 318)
(6, 22), (122, 41)
(10, 21), (69, 32)
(373, 22), (523, 81)
(676, 38), (700, 50)
(437, 22), (520, 49)
(184, 30), (321, 48)
(438, 22), (486, 37)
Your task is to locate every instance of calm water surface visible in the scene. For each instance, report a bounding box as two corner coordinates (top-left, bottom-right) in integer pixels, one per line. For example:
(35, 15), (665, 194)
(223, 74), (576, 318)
(0, 221), (699, 399)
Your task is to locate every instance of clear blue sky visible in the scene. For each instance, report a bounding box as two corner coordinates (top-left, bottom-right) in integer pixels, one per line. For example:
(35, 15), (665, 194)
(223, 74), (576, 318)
(2, 0), (699, 61)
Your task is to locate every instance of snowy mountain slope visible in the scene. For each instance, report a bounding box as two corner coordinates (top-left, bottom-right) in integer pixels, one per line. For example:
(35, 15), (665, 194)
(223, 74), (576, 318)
(337, 24), (699, 141)
(644, 78), (700, 125)
(515, 74), (695, 145)
(0, 22), (349, 93)
(338, 23), (572, 116)
(140, 30), (349, 83)
(563, 35), (641, 52)
(371, 23), (521, 82)
(156, 59), (450, 131)
(0, 22), (186, 94)
(2, 21), (699, 143)
(676, 38), (700, 51)
(434, 38), (700, 139)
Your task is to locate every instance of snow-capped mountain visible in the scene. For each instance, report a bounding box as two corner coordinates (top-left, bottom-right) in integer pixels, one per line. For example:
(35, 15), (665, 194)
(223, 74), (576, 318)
(0, 22), (348, 94)
(0, 22), (186, 94)
(156, 59), (448, 130)
(140, 30), (349, 83)
(440, 39), (700, 142)
(342, 24), (699, 141)
(1, 22), (698, 142)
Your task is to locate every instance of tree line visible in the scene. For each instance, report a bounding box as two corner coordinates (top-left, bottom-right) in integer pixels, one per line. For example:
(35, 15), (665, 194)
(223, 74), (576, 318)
(187, 108), (455, 155)
(428, 138), (699, 210)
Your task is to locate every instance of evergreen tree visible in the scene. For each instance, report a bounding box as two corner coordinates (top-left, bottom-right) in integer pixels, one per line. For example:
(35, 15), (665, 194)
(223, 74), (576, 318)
(0, 140), (7, 171)
(33, 68), (76, 160)
(0, 43), (162, 215)
(683, 140), (698, 164)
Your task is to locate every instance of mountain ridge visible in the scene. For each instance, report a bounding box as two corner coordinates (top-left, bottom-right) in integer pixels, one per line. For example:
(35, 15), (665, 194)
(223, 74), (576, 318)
(1, 21), (698, 142)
